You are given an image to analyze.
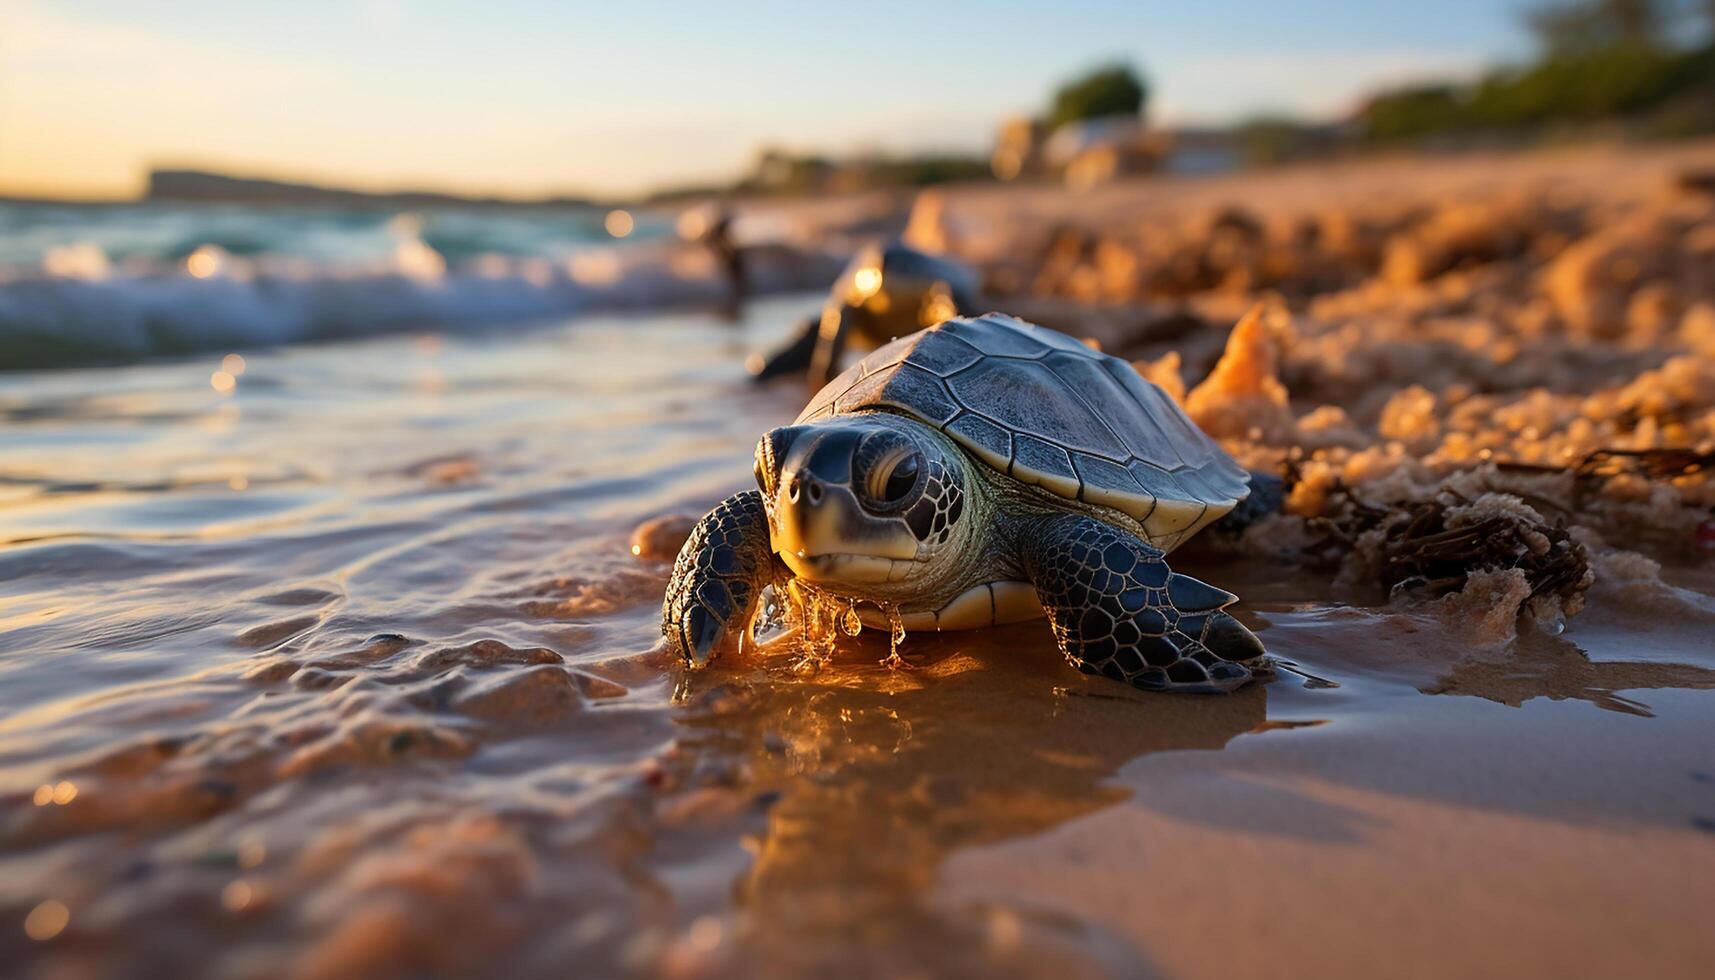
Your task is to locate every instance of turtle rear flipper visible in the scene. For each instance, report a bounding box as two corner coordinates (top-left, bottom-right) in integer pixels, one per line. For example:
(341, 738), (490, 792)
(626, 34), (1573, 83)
(1208, 470), (1285, 537)
(662, 491), (780, 667)
(1019, 514), (1264, 693)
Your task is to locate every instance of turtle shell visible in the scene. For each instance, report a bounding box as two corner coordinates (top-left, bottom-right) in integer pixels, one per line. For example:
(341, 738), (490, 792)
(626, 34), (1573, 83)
(795, 313), (1250, 548)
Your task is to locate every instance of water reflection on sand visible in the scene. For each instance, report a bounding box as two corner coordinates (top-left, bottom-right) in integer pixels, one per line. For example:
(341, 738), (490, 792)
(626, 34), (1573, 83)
(671, 627), (1266, 976)
(3, 300), (1714, 978)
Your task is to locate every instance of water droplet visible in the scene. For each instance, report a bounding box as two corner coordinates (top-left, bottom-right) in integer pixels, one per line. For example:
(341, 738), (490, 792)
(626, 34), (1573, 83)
(841, 601), (863, 636)
(881, 605), (909, 668)
(795, 586), (837, 665)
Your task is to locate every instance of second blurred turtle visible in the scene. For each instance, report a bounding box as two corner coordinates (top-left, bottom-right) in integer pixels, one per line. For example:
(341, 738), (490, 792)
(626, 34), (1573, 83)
(750, 242), (979, 387)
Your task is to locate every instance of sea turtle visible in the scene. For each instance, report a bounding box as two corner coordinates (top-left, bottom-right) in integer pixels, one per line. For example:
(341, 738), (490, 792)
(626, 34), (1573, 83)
(668, 312), (1269, 692)
(749, 242), (979, 387)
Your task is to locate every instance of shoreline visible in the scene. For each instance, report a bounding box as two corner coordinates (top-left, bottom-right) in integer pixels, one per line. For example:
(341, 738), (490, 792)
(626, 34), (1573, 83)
(5, 138), (1715, 978)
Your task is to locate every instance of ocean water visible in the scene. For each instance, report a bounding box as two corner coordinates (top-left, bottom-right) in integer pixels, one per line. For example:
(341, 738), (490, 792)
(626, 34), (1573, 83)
(4, 294), (1715, 974)
(0, 202), (665, 269)
(0, 202), (833, 370)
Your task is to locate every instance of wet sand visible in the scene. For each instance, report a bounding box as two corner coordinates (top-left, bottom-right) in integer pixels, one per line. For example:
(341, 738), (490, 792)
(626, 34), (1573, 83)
(941, 591), (1715, 980)
(5, 145), (1715, 978)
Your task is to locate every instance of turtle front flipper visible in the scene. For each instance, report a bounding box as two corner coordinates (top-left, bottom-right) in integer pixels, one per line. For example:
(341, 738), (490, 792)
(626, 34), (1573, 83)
(750, 315), (823, 383)
(1019, 514), (1264, 693)
(807, 305), (864, 388)
(662, 490), (780, 669)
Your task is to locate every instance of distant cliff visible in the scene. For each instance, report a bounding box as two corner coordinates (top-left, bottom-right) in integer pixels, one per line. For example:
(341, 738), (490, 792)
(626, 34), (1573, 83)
(145, 169), (599, 209)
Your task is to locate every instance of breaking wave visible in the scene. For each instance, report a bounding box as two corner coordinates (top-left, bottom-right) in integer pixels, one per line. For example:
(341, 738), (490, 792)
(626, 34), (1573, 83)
(0, 239), (841, 369)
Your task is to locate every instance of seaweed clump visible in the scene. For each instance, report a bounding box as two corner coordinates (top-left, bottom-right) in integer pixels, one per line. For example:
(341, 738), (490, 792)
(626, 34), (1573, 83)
(1294, 467), (1595, 636)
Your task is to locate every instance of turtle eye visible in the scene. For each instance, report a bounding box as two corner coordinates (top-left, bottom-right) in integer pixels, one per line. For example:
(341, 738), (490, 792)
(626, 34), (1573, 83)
(868, 451), (922, 506)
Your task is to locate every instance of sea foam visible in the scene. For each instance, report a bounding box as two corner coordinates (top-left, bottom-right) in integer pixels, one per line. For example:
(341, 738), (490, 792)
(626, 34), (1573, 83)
(0, 238), (840, 369)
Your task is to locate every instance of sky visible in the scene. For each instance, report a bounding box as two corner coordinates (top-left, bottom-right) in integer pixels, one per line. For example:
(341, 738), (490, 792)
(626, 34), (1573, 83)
(0, 0), (1533, 200)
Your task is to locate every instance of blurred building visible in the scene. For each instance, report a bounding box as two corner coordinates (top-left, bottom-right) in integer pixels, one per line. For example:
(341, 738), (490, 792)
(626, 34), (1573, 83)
(996, 115), (1172, 189)
(991, 115), (1050, 180)
(1047, 118), (1172, 189)
(1160, 128), (1245, 175)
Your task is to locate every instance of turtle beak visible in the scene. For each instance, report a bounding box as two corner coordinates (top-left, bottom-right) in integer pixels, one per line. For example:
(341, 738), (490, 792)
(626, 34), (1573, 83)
(770, 477), (819, 560)
(770, 429), (847, 562)
(765, 426), (921, 577)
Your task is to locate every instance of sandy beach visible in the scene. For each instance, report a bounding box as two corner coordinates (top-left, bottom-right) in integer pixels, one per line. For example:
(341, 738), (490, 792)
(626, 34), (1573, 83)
(5, 139), (1715, 978)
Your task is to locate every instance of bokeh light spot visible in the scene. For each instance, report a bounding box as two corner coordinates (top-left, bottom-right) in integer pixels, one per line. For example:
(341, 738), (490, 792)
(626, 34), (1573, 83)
(853, 266), (882, 297)
(237, 839), (267, 869)
(222, 880), (254, 913)
(185, 246), (222, 279)
(24, 900), (69, 941)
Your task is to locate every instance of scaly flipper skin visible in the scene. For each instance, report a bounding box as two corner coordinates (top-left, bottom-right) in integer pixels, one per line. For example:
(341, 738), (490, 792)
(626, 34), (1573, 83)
(662, 490), (779, 668)
(1019, 514), (1266, 692)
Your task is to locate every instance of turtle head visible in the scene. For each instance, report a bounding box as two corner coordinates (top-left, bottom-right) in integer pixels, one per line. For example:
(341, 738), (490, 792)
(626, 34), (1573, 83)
(831, 243), (976, 332)
(755, 414), (968, 588)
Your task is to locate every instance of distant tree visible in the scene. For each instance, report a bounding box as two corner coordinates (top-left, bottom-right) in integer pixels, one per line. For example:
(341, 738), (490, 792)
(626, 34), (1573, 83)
(1474, 42), (1691, 122)
(747, 147), (834, 193)
(873, 155), (991, 187)
(1527, 0), (1667, 54)
(1047, 64), (1148, 129)
(1360, 85), (1467, 140)
(1235, 115), (1323, 165)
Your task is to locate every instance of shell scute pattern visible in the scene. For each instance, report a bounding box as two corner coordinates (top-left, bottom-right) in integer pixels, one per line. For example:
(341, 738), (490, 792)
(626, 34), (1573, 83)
(884, 363), (962, 425)
(1070, 453), (1147, 513)
(944, 413), (1012, 470)
(946, 357), (1133, 461)
(1011, 433), (1079, 491)
(1101, 358), (1216, 471)
(829, 368), (892, 417)
(940, 317), (1053, 358)
(796, 314), (1247, 540)
(857, 334), (915, 378)
(1125, 458), (1181, 494)
(902, 331), (985, 376)
(1040, 351), (1140, 444)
